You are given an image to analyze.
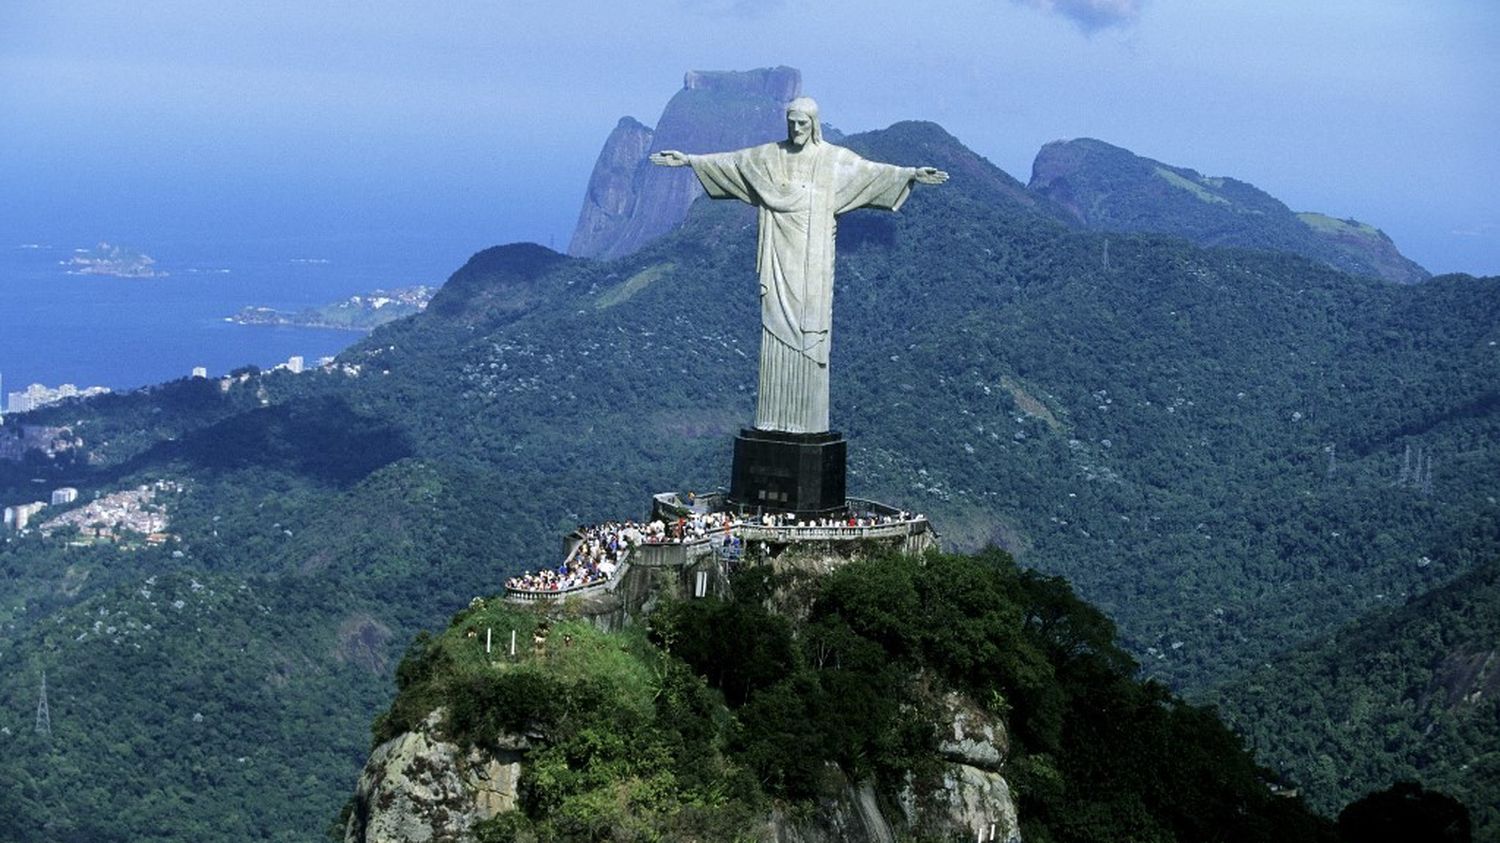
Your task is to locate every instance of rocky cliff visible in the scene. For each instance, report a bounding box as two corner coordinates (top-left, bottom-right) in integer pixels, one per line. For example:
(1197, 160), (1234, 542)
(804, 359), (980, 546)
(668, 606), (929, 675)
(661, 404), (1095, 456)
(565, 117), (655, 262)
(567, 67), (801, 260)
(344, 709), (528, 843)
(344, 694), (1020, 843)
(1029, 137), (1430, 284)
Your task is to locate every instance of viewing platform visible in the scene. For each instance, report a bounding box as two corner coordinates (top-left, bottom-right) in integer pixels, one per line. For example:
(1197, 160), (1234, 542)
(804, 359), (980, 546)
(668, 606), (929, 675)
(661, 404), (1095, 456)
(504, 491), (938, 606)
(651, 491), (938, 554)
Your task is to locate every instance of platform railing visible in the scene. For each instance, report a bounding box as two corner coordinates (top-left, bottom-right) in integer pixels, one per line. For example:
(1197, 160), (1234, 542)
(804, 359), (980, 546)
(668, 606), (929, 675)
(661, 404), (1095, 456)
(504, 576), (611, 602)
(506, 530), (627, 601)
(734, 520), (921, 543)
(508, 501), (929, 600)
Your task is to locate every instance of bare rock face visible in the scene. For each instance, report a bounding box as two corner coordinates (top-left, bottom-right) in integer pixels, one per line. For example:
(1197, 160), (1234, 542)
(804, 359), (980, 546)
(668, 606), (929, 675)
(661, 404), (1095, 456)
(769, 777), (900, 843)
(343, 709), (526, 843)
(567, 117), (655, 260)
(768, 762), (1019, 843)
(568, 67), (802, 261)
(911, 766), (1021, 843)
(910, 691), (1019, 842)
(939, 690), (1008, 771)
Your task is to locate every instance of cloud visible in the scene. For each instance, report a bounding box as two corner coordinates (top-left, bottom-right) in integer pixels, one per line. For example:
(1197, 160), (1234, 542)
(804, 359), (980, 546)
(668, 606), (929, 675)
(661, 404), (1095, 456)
(1012, 0), (1145, 33)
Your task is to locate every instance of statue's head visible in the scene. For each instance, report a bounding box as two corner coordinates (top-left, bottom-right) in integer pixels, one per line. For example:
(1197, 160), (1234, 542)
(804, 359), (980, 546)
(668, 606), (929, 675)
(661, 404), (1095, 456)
(785, 97), (822, 148)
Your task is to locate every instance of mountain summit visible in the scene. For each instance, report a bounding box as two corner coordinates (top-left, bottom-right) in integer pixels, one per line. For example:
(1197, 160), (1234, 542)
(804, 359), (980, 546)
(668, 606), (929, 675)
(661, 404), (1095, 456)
(1029, 138), (1429, 284)
(568, 67), (801, 260)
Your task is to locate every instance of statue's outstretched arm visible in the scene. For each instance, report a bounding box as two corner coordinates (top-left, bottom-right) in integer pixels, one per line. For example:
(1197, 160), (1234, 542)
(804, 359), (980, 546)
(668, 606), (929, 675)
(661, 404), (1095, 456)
(913, 166), (949, 185)
(650, 150), (690, 167)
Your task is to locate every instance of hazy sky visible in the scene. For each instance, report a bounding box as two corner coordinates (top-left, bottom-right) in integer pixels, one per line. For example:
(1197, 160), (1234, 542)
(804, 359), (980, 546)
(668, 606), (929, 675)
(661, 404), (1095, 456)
(2, 0), (1496, 276)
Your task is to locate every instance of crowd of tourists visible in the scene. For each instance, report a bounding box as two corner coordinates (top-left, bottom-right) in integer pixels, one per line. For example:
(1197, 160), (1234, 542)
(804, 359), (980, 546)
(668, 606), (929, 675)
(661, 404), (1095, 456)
(643, 508), (919, 539)
(642, 511), (740, 543)
(505, 507), (922, 594)
(744, 510), (916, 529)
(504, 520), (642, 593)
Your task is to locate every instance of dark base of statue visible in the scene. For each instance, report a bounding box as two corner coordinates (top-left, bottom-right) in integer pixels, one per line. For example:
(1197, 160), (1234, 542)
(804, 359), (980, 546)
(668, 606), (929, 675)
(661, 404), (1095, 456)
(729, 428), (846, 515)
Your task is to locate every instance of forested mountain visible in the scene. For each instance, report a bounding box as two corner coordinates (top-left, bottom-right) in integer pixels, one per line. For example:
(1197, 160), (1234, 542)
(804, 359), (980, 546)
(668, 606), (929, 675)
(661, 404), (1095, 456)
(349, 547), (1337, 842)
(1213, 558), (1500, 835)
(1029, 137), (1430, 284)
(0, 118), (1495, 838)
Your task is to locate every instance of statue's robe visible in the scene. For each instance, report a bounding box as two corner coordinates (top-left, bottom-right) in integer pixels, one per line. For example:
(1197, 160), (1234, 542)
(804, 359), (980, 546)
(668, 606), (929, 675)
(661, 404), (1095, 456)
(688, 141), (915, 433)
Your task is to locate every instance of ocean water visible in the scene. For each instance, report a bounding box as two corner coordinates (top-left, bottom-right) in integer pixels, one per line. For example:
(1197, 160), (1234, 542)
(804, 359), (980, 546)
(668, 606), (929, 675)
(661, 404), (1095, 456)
(0, 235), (473, 399)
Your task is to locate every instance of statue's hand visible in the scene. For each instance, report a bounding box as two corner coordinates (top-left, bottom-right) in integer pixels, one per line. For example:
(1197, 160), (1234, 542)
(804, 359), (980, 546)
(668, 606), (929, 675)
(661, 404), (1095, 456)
(650, 150), (690, 168)
(914, 166), (949, 185)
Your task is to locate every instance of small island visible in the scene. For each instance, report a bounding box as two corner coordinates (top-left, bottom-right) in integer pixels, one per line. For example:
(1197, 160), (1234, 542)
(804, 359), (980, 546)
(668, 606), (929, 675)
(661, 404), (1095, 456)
(228, 285), (434, 332)
(64, 242), (166, 278)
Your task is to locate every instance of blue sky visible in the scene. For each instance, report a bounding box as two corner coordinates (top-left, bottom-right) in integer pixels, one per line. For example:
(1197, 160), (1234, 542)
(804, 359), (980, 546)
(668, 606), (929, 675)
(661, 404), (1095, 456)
(2, 0), (1496, 276)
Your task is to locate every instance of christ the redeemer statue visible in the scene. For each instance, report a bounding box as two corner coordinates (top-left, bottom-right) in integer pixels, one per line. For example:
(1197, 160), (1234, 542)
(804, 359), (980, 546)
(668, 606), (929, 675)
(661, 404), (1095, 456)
(651, 97), (948, 434)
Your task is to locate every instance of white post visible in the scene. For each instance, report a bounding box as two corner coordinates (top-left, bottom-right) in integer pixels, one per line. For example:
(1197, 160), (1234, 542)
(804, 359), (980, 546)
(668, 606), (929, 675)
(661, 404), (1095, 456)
(485, 627), (492, 654)
(509, 629), (516, 656)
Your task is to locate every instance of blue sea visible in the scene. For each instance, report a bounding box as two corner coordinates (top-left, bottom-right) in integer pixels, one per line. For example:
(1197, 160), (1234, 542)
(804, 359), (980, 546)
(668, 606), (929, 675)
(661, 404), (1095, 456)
(0, 234), (477, 400)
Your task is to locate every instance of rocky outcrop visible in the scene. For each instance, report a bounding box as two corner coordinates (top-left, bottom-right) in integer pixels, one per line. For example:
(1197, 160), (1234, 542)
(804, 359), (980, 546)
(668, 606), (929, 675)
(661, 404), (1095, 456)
(939, 690), (1008, 770)
(566, 117), (655, 260)
(344, 709), (528, 843)
(766, 763), (1019, 843)
(768, 777), (899, 843)
(915, 691), (1020, 842)
(919, 766), (1021, 843)
(568, 67), (802, 261)
(346, 692), (1019, 842)
(766, 688), (1019, 841)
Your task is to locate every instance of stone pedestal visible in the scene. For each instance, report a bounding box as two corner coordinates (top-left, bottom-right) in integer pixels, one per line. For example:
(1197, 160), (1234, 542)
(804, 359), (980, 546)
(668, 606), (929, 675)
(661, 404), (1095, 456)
(729, 428), (846, 515)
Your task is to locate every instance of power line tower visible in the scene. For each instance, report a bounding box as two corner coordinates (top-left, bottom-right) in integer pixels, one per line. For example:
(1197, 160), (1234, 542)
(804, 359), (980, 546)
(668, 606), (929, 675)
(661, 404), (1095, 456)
(35, 671), (51, 737)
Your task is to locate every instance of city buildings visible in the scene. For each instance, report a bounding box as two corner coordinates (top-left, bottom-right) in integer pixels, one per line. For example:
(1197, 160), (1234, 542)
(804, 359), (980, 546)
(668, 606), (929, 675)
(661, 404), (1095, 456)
(3, 501), (47, 532)
(4, 382), (110, 414)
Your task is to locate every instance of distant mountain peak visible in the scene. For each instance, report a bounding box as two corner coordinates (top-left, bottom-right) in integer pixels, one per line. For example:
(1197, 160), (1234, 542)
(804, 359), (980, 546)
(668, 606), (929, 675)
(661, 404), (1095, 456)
(841, 120), (1054, 216)
(567, 67), (802, 261)
(1029, 138), (1429, 283)
(682, 66), (800, 97)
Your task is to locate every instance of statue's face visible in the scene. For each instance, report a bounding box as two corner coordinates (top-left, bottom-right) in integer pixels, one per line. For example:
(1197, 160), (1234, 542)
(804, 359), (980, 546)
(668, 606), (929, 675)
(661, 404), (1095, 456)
(786, 112), (814, 148)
